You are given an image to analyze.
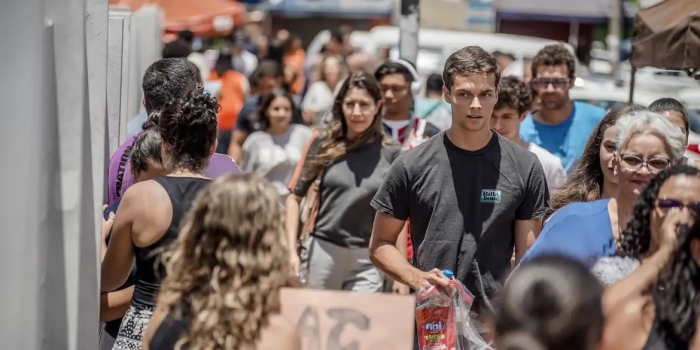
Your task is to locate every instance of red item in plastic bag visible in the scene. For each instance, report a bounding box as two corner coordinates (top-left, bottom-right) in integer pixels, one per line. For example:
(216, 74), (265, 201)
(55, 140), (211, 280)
(416, 303), (457, 350)
(415, 277), (477, 350)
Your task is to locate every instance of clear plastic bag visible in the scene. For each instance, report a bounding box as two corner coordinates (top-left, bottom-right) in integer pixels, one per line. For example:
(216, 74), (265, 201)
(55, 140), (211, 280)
(415, 270), (493, 350)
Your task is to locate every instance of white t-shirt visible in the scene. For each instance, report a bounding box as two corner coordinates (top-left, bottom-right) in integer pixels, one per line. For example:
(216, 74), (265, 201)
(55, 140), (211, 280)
(527, 142), (567, 194)
(242, 124), (313, 198)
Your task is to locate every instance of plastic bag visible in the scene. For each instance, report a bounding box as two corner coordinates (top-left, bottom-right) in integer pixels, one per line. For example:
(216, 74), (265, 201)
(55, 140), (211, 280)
(415, 270), (493, 350)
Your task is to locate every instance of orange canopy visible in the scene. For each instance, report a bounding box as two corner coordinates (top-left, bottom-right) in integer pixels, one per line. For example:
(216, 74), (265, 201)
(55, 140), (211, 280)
(110, 0), (247, 36)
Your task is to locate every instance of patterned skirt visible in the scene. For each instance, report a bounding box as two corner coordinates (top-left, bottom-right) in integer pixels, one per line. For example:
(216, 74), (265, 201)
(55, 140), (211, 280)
(112, 305), (154, 350)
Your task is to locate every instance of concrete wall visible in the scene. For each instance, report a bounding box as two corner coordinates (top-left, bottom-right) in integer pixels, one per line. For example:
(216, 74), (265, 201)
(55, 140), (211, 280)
(0, 0), (108, 348)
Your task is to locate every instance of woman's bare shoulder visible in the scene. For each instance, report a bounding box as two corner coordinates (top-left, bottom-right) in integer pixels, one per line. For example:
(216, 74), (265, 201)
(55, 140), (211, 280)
(600, 294), (653, 350)
(255, 314), (301, 350)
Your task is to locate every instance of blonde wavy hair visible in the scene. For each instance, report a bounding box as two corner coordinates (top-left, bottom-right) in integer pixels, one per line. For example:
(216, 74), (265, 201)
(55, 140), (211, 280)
(159, 173), (292, 350)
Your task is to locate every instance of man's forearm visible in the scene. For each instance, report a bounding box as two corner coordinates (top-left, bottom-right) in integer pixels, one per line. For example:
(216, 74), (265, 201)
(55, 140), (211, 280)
(100, 286), (135, 322)
(370, 241), (421, 287)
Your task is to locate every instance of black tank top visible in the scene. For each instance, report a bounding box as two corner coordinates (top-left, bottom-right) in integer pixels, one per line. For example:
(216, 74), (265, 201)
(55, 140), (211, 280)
(149, 306), (191, 350)
(642, 317), (688, 350)
(131, 177), (211, 308)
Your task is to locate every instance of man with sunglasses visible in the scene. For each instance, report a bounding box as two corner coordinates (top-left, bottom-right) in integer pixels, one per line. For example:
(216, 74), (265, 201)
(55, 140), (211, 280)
(520, 45), (606, 171)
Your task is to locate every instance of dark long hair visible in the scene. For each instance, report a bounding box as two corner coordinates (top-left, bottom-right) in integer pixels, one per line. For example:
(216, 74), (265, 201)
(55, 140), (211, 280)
(618, 165), (700, 257)
(256, 88), (295, 132)
(548, 104), (645, 216)
(303, 71), (394, 181)
(651, 217), (700, 347)
(156, 88), (219, 173)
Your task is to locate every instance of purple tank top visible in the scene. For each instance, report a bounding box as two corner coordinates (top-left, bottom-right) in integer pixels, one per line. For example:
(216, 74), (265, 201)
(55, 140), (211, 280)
(106, 134), (242, 204)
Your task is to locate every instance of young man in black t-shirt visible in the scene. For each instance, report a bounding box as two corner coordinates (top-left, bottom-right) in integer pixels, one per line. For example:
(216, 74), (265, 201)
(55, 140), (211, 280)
(369, 46), (549, 317)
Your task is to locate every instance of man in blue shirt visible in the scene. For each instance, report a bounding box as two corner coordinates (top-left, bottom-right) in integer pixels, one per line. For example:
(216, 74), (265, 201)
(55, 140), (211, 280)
(520, 45), (606, 171)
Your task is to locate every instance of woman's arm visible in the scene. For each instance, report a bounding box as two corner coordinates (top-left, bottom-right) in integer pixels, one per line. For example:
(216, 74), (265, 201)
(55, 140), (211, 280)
(241, 135), (255, 171)
(101, 189), (139, 292)
(602, 246), (673, 314)
(600, 295), (652, 350)
(285, 194), (303, 255)
(101, 212), (115, 261)
(100, 286), (134, 322)
(604, 209), (693, 314)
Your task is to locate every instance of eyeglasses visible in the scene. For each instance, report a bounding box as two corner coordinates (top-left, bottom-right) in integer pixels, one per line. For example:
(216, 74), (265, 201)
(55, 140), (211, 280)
(380, 85), (408, 95)
(618, 153), (671, 174)
(531, 78), (571, 89)
(656, 198), (700, 214)
(342, 101), (375, 113)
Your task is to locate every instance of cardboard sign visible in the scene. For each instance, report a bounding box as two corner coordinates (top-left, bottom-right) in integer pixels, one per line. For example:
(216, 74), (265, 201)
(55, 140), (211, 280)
(280, 288), (415, 350)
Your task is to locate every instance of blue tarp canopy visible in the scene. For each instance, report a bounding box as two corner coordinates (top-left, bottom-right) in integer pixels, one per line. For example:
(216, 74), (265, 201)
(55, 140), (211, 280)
(268, 0), (394, 18)
(494, 0), (638, 24)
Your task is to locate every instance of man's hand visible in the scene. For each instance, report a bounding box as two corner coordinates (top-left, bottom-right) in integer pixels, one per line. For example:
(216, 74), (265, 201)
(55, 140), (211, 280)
(408, 268), (451, 292)
(102, 206), (115, 242)
(392, 280), (411, 295)
(659, 207), (695, 251)
(289, 254), (301, 276)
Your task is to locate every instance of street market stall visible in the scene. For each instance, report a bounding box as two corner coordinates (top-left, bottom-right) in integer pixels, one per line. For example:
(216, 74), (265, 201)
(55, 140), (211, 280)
(109, 0), (247, 35)
(629, 0), (700, 102)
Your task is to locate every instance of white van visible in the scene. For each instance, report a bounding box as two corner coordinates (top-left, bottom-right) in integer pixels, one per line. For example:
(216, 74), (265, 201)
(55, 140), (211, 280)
(363, 26), (584, 75)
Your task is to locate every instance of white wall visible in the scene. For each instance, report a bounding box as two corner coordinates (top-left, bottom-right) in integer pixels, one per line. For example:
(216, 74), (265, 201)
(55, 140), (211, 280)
(0, 0), (107, 348)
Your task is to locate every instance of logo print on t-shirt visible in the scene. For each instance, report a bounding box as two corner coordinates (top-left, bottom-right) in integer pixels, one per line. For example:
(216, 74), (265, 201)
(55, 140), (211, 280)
(480, 189), (502, 203)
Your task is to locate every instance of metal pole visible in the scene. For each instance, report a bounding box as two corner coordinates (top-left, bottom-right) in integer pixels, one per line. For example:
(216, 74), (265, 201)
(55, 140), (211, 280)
(398, 0), (419, 66)
(608, 0), (622, 82)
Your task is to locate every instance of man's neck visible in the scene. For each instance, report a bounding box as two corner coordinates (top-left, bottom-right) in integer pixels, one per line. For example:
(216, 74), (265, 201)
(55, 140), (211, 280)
(535, 101), (574, 125)
(446, 127), (492, 151)
(426, 93), (442, 100)
(509, 136), (528, 149)
(384, 110), (411, 121)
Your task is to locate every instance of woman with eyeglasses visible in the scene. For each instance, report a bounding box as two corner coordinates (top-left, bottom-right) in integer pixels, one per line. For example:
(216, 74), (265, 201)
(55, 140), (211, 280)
(547, 104), (645, 221)
(519, 110), (686, 269)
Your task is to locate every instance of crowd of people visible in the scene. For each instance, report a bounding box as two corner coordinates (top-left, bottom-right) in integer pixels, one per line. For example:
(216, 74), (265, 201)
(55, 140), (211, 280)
(97, 25), (700, 350)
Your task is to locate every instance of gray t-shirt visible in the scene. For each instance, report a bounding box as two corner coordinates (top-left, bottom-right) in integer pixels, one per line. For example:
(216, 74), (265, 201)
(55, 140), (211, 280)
(371, 131), (549, 310)
(242, 124), (313, 197)
(290, 134), (402, 248)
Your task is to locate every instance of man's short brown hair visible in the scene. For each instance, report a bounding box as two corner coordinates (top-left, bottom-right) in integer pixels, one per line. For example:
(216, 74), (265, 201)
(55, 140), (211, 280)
(495, 76), (532, 115)
(443, 46), (500, 90)
(531, 44), (576, 79)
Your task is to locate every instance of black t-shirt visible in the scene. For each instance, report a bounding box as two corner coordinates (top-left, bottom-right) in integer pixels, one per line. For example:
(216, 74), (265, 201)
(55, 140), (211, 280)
(289, 132), (402, 248)
(234, 95), (304, 134)
(371, 131), (549, 309)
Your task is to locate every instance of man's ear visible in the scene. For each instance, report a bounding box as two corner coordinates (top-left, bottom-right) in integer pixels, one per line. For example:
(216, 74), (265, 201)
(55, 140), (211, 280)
(519, 111), (528, 122)
(210, 139), (218, 156)
(442, 86), (450, 103)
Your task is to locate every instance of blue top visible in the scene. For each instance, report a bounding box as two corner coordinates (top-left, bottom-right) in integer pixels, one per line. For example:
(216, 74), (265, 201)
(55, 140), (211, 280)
(520, 199), (616, 267)
(442, 269), (454, 279)
(520, 101), (606, 172)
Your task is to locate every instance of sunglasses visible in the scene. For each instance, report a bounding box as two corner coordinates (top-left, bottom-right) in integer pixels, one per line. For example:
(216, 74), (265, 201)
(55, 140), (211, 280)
(656, 198), (700, 214)
(531, 78), (571, 89)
